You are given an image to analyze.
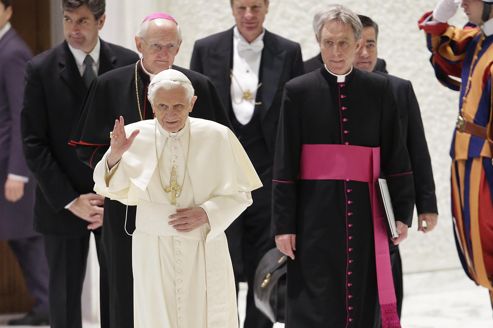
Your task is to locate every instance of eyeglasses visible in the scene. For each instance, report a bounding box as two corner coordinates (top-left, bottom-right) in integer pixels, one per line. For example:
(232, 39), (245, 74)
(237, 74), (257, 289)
(140, 38), (179, 55)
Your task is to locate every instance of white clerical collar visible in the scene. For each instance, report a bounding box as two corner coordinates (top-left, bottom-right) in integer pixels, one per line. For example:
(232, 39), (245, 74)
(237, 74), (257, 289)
(234, 26), (265, 52)
(68, 38), (101, 71)
(0, 22), (11, 41)
(324, 65), (353, 83)
(483, 18), (493, 36)
(140, 59), (165, 80)
(155, 117), (190, 139)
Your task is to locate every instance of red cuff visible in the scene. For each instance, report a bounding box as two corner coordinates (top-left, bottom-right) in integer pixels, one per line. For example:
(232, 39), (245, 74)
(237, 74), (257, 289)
(418, 11), (449, 35)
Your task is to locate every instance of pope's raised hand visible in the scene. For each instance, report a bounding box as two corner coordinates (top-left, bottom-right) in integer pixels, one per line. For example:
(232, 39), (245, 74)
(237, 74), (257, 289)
(107, 116), (139, 169)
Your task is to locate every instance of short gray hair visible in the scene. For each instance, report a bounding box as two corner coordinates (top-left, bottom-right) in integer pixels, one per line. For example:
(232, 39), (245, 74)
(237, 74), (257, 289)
(136, 18), (182, 42)
(147, 69), (195, 104)
(313, 4), (362, 42)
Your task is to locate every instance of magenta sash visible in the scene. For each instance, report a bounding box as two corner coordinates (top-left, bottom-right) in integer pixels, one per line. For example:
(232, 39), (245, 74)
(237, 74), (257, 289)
(300, 144), (401, 328)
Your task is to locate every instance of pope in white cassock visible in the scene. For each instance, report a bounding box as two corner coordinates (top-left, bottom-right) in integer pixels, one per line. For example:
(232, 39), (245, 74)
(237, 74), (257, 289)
(93, 69), (262, 328)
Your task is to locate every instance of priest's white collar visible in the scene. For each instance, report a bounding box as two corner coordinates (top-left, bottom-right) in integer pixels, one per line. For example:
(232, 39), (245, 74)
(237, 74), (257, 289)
(0, 22), (11, 41)
(140, 59), (156, 79)
(324, 65), (353, 83)
(483, 18), (493, 36)
(155, 117), (190, 139)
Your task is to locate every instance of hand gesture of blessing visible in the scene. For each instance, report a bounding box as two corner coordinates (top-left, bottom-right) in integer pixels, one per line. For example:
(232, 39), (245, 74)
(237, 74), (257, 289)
(107, 116), (140, 169)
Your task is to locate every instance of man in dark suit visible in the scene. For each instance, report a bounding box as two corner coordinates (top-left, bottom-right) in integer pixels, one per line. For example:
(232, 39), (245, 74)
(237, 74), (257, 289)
(0, 1), (49, 325)
(21, 1), (138, 327)
(190, 1), (303, 326)
(70, 13), (230, 328)
(353, 14), (438, 316)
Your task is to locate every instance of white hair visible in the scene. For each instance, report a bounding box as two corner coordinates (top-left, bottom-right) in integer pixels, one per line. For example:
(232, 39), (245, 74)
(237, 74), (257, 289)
(136, 18), (182, 42)
(147, 69), (195, 104)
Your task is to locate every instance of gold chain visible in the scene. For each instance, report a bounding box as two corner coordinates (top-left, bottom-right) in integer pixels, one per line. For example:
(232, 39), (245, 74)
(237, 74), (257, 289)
(230, 69), (262, 105)
(134, 61), (144, 121)
(153, 120), (191, 205)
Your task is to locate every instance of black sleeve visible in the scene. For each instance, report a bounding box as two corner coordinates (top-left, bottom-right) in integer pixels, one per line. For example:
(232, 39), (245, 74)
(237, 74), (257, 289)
(21, 62), (79, 211)
(405, 81), (438, 214)
(272, 84), (301, 235)
(379, 79), (415, 226)
(290, 44), (304, 79)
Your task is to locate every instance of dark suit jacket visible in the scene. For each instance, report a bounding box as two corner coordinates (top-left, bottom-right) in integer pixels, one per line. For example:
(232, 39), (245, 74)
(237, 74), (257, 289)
(190, 28), (304, 155)
(380, 73), (437, 214)
(0, 27), (37, 239)
(303, 53), (388, 74)
(21, 40), (138, 236)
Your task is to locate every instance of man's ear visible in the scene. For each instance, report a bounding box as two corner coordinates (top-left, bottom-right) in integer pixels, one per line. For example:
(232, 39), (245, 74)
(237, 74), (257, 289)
(4, 5), (12, 22)
(355, 38), (363, 52)
(135, 36), (144, 53)
(189, 95), (198, 112)
(97, 14), (106, 30)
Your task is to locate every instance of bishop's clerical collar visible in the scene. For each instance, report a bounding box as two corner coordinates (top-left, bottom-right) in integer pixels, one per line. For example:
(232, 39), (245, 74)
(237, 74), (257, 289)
(155, 117), (190, 139)
(140, 59), (170, 80)
(483, 18), (493, 36)
(324, 65), (353, 83)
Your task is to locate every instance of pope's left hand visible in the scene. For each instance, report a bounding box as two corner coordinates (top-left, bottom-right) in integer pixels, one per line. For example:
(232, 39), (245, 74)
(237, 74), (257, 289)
(392, 221), (408, 245)
(169, 207), (209, 232)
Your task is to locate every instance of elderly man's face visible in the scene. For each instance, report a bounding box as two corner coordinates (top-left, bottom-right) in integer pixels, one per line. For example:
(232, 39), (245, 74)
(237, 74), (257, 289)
(63, 5), (105, 53)
(319, 20), (361, 75)
(461, 0), (485, 24)
(354, 27), (378, 72)
(152, 86), (196, 133)
(135, 19), (181, 75)
(232, 0), (269, 42)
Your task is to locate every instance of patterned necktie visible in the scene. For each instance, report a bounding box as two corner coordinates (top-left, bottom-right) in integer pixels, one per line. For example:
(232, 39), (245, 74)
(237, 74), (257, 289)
(82, 55), (96, 87)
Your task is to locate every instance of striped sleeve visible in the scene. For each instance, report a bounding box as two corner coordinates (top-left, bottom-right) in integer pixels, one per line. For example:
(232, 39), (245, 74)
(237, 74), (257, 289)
(418, 11), (479, 91)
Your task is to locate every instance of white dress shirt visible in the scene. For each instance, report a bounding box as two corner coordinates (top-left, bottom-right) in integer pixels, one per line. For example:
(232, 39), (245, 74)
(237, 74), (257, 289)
(68, 39), (101, 76)
(230, 27), (265, 125)
(0, 22), (10, 41)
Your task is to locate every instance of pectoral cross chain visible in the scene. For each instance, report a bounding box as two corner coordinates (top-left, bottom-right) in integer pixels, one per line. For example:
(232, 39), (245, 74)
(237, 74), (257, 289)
(164, 166), (181, 205)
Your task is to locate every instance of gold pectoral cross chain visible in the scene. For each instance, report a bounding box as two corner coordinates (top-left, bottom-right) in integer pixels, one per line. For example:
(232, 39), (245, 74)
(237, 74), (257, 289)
(164, 165), (181, 205)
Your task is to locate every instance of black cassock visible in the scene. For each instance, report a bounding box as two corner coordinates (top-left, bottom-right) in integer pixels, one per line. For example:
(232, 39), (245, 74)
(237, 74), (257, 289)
(272, 68), (414, 328)
(70, 62), (230, 328)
